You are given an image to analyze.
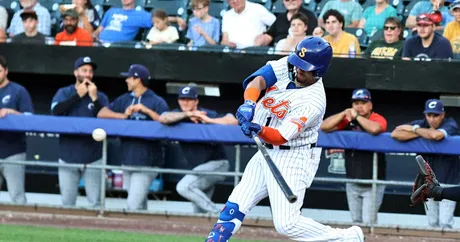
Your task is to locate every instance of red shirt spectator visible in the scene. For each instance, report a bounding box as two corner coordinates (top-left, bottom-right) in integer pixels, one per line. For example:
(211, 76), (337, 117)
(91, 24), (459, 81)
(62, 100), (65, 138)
(55, 9), (93, 47)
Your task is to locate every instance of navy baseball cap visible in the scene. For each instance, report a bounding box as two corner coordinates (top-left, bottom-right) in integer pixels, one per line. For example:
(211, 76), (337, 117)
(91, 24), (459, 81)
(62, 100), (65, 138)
(74, 56), (97, 70)
(424, 99), (444, 114)
(178, 86), (198, 99)
(351, 88), (371, 102)
(120, 64), (151, 81)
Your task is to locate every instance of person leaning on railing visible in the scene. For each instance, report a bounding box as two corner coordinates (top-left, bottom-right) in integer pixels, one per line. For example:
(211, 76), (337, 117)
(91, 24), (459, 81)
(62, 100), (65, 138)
(0, 56), (34, 205)
(97, 64), (169, 211)
(391, 99), (460, 229)
(50, 56), (109, 208)
(320, 88), (387, 225)
(159, 84), (237, 214)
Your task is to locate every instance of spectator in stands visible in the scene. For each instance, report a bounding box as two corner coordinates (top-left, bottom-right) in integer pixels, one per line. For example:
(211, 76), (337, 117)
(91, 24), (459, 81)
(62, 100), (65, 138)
(254, 0), (317, 47)
(98, 64), (169, 210)
(59, 0), (101, 34)
(185, 0), (220, 47)
(402, 13), (453, 60)
(0, 56), (34, 205)
(318, 0), (363, 28)
(159, 85), (237, 213)
(51, 56), (109, 207)
(313, 26), (325, 37)
(323, 9), (361, 57)
(275, 12), (308, 54)
(406, 0), (453, 30)
(391, 99), (459, 229)
(8, 0), (51, 37)
(0, 6), (7, 31)
(358, 0), (397, 36)
(221, 0), (276, 49)
(11, 10), (46, 45)
(443, 0), (460, 55)
(145, 9), (179, 45)
(55, 9), (94, 47)
(321, 88), (387, 225)
(92, 0), (152, 43)
(364, 17), (404, 59)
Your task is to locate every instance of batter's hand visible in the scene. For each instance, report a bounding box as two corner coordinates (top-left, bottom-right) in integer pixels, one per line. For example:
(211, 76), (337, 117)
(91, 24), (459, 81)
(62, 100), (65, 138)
(236, 100), (256, 125)
(241, 122), (262, 138)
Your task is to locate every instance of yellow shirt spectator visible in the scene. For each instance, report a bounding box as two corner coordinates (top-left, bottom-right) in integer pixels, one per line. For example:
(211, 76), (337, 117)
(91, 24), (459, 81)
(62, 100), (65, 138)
(443, 21), (460, 54)
(324, 32), (361, 57)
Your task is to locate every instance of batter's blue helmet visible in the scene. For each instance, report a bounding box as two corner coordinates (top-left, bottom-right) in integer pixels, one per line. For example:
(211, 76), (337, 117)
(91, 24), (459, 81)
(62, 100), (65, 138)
(287, 36), (333, 79)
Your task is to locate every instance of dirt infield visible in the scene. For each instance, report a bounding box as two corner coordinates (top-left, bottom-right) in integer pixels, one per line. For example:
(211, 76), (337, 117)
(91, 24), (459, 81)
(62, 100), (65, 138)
(0, 211), (458, 242)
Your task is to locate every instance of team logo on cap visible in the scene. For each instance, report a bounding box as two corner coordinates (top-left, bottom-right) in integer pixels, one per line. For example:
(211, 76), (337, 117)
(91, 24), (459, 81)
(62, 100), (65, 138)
(428, 101), (437, 108)
(83, 57), (91, 63)
(355, 90), (363, 95)
(2, 95), (10, 104)
(182, 87), (191, 94)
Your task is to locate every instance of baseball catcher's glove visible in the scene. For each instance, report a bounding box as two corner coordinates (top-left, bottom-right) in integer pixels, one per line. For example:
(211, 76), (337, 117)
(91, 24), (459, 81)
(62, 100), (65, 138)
(410, 155), (443, 206)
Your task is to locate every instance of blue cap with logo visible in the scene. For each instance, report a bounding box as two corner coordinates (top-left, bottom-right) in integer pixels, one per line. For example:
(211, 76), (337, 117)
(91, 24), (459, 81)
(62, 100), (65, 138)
(178, 86), (198, 99)
(424, 99), (444, 114)
(120, 64), (151, 81)
(74, 56), (97, 70)
(351, 88), (371, 102)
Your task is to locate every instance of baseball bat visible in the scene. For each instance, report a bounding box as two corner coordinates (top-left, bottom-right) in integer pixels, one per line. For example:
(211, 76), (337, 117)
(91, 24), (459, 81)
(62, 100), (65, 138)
(253, 136), (298, 204)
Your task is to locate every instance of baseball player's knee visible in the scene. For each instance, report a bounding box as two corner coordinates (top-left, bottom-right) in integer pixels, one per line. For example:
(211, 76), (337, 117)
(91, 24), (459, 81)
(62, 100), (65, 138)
(273, 216), (300, 238)
(206, 201), (245, 241)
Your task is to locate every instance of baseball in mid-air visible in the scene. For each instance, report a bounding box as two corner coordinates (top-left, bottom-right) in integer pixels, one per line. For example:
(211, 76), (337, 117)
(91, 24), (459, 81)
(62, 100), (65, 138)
(92, 128), (106, 142)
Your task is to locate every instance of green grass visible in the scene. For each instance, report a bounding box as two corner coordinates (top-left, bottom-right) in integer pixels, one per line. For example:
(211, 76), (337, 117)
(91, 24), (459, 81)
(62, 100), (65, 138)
(0, 224), (266, 242)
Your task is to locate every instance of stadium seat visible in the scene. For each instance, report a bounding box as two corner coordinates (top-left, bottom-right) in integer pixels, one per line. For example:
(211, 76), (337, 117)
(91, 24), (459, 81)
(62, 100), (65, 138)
(249, 0), (272, 10)
(145, 0), (188, 17)
(271, 0), (287, 15)
(367, 28), (384, 45)
(402, 0), (418, 18)
(345, 27), (368, 47)
(208, 0), (228, 19)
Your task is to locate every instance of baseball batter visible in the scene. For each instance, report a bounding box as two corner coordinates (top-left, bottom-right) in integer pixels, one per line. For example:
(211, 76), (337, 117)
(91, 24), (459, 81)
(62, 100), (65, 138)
(205, 37), (364, 242)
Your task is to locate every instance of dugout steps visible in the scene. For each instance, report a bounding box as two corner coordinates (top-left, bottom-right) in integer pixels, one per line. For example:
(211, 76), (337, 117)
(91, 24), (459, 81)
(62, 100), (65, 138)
(0, 192), (459, 239)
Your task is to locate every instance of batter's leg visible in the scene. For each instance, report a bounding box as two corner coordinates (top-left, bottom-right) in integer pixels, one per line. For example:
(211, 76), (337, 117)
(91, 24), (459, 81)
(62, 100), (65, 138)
(3, 153), (27, 204)
(206, 153), (268, 242)
(58, 159), (81, 206)
(265, 149), (363, 241)
(83, 159), (102, 207)
(177, 160), (229, 213)
(126, 170), (157, 210)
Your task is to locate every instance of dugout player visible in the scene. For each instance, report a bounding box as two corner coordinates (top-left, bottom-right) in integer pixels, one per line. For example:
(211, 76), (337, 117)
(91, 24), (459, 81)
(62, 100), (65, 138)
(320, 88), (388, 224)
(391, 99), (460, 228)
(159, 85), (237, 214)
(51, 56), (109, 207)
(0, 56), (34, 204)
(205, 37), (364, 242)
(97, 64), (169, 210)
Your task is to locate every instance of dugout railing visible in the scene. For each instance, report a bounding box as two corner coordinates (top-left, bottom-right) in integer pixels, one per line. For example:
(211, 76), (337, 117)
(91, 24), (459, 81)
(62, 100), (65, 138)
(1, 114), (460, 234)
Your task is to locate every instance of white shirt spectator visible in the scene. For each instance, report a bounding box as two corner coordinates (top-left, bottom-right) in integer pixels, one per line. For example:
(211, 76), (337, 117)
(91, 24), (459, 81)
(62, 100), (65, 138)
(222, 1), (275, 49)
(8, 3), (51, 36)
(0, 6), (7, 30)
(146, 26), (179, 44)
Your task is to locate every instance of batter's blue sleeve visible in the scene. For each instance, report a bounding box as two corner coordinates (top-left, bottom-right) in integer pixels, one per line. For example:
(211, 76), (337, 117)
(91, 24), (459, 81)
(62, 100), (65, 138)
(242, 64), (277, 90)
(17, 87), (34, 114)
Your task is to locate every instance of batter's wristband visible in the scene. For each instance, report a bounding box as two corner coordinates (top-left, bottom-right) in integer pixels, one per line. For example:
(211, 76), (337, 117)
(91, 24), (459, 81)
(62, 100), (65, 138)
(244, 87), (260, 103)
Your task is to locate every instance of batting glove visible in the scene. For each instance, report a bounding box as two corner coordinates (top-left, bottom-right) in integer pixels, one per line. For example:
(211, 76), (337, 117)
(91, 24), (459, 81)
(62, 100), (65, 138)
(241, 122), (262, 138)
(236, 100), (256, 125)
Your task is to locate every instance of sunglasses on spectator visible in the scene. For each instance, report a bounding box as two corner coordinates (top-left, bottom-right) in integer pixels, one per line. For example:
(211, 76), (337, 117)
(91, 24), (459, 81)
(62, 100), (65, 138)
(383, 25), (397, 31)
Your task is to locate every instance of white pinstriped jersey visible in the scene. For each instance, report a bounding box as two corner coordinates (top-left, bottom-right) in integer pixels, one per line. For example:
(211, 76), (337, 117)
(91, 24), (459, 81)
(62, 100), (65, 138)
(253, 56), (327, 147)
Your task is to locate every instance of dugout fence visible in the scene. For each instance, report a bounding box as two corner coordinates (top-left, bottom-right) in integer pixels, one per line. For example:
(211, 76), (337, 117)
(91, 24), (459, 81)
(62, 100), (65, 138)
(1, 114), (460, 234)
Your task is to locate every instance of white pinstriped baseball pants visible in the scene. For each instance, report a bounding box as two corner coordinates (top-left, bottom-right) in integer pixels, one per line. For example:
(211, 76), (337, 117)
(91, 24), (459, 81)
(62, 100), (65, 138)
(228, 147), (349, 241)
